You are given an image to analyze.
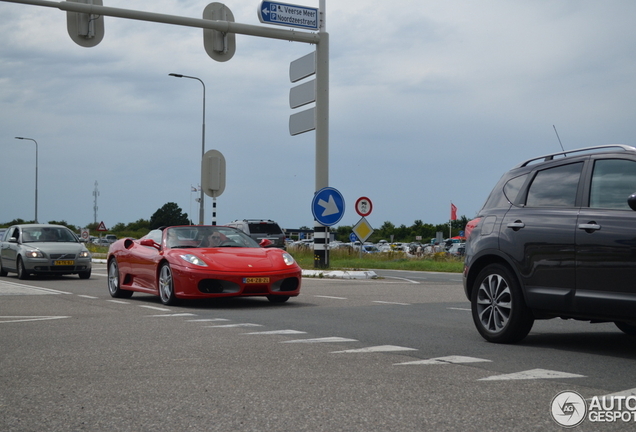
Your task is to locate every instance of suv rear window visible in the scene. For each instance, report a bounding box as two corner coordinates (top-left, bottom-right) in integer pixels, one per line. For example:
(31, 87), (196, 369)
(247, 223), (283, 235)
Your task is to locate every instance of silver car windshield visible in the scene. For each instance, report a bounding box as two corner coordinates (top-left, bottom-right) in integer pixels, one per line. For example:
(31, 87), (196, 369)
(22, 227), (78, 243)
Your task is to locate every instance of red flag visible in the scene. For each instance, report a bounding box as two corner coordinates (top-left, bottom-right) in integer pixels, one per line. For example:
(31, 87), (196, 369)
(450, 203), (457, 221)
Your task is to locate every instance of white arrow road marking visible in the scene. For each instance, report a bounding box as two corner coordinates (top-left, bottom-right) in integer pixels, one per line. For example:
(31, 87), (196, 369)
(395, 356), (491, 365)
(479, 368), (585, 381)
(318, 194), (339, 217)
(0, 316), (70, 324)
(243, 330), (308, 335)
(332, 345), (418, 354)
(282, 337), (358, 344)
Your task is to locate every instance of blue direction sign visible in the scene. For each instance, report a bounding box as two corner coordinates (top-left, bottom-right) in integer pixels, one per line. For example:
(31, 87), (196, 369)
(312, 187), (345, 226)
(258, 1), (319, 31)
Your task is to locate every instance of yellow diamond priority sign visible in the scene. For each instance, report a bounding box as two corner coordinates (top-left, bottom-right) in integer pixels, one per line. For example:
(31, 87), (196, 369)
(353, 217), (374, 243)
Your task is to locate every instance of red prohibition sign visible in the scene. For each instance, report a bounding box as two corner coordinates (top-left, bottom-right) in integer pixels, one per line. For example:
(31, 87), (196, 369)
(355, 196), (373, 217)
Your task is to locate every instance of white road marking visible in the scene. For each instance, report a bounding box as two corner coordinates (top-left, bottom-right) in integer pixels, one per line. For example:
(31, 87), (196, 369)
(395, 356), (491, 365)
(373, 301), (411, 306)
(77, 295), (99, 299)
(448, 307), (471, 311)
(479, 368), (585, 381)
(91, 273), (108, 277)
(139, 305), (171, 312)
(107, 300), (130, 304)
(385, 277), (419, 284)
(243, 330), (308, 335)
(591, 388), (636, 400)
(314, 295), (348, 299)
(0, 315), (70, 324)
(205, 323), (263, 328)
(282, 337), (358, 344)
(332, 345), (417, 353)
(186, 318), (230, 322)
(0, 281), (71, 295)
(146, 313), (197, 317)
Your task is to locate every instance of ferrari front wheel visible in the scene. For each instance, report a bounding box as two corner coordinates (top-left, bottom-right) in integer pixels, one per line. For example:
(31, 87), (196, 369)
(159, 263), (178, 306)
(267, 295), (290, 303)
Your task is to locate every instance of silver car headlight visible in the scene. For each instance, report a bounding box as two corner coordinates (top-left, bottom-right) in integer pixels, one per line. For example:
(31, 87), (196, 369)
(180, 254), (208, 267)
(25, 250), (44, 258)
(79, 251), (91, 258)
(282, 252), (295, 266)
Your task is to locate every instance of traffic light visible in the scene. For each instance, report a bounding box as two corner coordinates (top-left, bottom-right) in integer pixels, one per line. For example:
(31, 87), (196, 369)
(202, 2), (236, 62)
(66, 0), (105, 48)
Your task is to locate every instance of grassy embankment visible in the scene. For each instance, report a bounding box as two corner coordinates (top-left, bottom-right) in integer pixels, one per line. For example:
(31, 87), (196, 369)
(87, 244), (464, 273)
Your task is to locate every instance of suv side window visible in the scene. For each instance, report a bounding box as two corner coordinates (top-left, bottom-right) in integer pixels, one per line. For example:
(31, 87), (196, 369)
(503, 174), (528, 205)
(525, 162), (583, 207)
(589, 159), (636, 210)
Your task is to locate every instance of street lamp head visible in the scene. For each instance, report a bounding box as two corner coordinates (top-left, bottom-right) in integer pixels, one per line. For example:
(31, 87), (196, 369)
(169, 73), (183, 78)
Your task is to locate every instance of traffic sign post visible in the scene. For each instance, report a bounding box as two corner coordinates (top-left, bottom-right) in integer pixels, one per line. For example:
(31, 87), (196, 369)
(311, 187), (344, 268)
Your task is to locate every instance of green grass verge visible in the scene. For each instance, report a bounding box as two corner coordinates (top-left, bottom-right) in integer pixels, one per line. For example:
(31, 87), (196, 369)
(289, 248), (464, 273)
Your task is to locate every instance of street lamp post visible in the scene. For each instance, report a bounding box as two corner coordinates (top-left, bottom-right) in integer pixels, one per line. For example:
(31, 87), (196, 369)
(15, 137), (38, 223)
(169, 73), (206, 225)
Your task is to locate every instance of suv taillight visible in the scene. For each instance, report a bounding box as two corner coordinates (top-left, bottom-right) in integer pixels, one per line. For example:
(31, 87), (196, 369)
(465, 218), (481, 240)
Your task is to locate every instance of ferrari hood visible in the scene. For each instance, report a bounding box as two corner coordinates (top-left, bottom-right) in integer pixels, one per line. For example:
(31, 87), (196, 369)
(195, 248), (279, 270)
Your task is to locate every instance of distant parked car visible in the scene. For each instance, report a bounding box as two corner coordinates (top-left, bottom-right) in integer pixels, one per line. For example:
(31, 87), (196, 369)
(0, 224), (92, 279)
(226, 219), (286, 249)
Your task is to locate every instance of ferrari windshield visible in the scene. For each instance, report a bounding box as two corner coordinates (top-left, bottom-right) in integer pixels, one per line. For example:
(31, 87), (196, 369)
(165, 226), (261, 249)
(21, 226), (79, 243)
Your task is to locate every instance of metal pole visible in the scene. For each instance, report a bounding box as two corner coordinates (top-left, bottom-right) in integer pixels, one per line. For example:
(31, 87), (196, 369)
(15, 137), (38, 223)
(313, 1), (330, 268)
(169, 73), (206, 225)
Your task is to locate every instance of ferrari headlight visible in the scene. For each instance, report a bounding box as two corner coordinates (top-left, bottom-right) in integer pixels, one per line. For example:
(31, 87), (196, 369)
(282, 252), (295, 266)
(180, 254), (208, 267)
(25, 250), (44, 258)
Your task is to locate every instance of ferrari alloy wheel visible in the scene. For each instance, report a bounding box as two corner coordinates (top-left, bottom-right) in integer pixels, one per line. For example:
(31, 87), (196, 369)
(471, 264), (534, 343)
(17, 257), (29, 280)
(108, 259), (132, 298)
(159, 263), (178, 306)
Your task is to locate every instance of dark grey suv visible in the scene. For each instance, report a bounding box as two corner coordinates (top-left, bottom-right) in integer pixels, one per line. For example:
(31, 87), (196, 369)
(463, 145), (636, 343)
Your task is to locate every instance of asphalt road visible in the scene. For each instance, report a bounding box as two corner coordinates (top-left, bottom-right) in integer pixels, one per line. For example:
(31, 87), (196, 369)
(1, 264), (635, 431)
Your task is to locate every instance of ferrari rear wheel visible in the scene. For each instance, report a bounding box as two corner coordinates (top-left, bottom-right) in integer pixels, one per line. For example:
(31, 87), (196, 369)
(267, 295), (290, 303)
(159, 263), (178, 306)
(108, 258), (133, 299)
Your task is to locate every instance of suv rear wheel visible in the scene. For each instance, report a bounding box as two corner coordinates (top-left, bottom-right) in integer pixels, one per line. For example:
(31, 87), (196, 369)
(471, 264), (534, 343)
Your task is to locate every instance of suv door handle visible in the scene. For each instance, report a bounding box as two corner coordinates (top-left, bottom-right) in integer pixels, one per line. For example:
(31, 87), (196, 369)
(578, 222), (601, 232)
(507, 221), (525, 230)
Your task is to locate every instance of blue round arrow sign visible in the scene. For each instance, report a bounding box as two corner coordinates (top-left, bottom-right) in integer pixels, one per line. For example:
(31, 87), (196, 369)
(311, 187), (345, 226)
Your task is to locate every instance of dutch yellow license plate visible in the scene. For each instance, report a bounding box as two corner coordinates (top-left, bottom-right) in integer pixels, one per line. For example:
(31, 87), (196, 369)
(54, 260), (75, 266)
(243, 277), (269, 284)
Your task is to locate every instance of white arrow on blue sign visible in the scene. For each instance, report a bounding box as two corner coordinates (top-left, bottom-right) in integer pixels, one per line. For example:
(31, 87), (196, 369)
(312, 187), (345, 226)
(258, 1), (319, 31)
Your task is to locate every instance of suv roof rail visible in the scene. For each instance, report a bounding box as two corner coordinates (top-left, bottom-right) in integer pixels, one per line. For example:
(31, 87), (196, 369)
(515, 144), (636, 168)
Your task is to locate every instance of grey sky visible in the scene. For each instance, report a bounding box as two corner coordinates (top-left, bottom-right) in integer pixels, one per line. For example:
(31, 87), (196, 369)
(1, 0), (635, 231)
